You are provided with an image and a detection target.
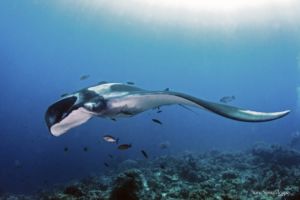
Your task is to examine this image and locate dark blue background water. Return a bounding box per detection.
[0,1,299,194]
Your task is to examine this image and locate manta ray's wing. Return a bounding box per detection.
[136,91,290,122]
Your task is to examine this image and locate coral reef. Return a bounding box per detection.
[109,169,143,200]
[63,185,84,197]
[1,144,300,200]
[252,143,300,166]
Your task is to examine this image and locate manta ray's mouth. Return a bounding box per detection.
[45,96,78,131]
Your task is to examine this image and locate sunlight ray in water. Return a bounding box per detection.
[55,0,300,32]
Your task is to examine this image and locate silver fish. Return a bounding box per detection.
[103,135,119,144]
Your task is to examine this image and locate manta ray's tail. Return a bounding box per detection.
[161,92,290,122]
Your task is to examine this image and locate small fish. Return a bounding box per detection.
[290,131,300,147]
[108,154,114,159]
[157,110,162,113]
[164,88,169,91]
[14,160,22,169]
[152,119,162,125]
[98,81,108,84]
[152,106,160,110]
[104,162,109,167]
[83,147,89,152]
[141,150,148,159]
[64,147,69,152]
[80,75,90,81]
[60,93,69,97]
[118,144,132,150]
[159,141,170,149]
[220,96,235,103]
[43,180,49,185]
[103,135,119,144]
[110,118,117,122]
[159,164,166,169]
[126,81,135,85]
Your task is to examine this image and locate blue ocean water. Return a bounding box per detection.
[0,0,299,195]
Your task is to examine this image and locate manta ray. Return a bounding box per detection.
[45,82,290,136]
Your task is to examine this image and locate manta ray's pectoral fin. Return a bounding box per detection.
[194,99,290,122]
[168,92,290,122]
[142,91,290,122]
